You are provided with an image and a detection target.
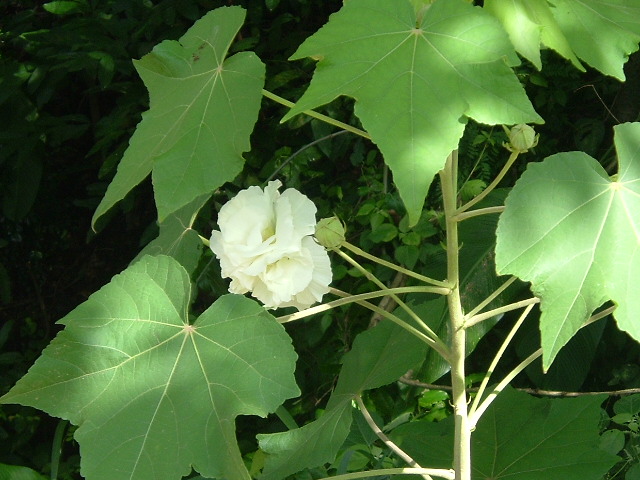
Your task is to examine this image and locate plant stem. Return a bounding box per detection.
[261,89,371,139]
[469,349,540,429]
[464,297,540,329]
[453,205,505,222]
[341,241,452,289]
[318,467,456,480]
[464,276,517,320]
[454,150,519,216]
[279,287,450,360]
[333,247,447,347]
[440,151,471,480]
[469,304,617,428]
[468,304,535,421]
[355,396,433,480]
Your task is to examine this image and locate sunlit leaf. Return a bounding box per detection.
[0,256,299,480]
[283,0,541,225]
[495,122,640,369]
[391,388,618,480]
[92,7,264,226]
[551,0,640,80]
[484,0,583,71]
[259,319,426,479]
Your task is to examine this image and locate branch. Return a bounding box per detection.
[399,377,640,397]
[261,89,371,139]
[355,396,433,480]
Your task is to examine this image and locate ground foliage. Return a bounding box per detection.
[1,0,640,479]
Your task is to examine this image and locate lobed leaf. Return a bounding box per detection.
[484,0,583,71]
[0,255,299,480]
[258,319,427,479]
[391,388,618,480]
[495,122,640,370]
[92,7,265,226]
[551,0,640,80]
[283,0,541,225]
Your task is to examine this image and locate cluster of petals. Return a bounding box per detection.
[210,181,331,310]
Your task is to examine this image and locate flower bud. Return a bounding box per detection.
[315,216,346,249]
[503,124,538,153]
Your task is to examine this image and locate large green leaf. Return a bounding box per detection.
[258,318,427,479]
[391,388,617,479]
[484,0,583,71]
[486,0,640,79]
[282,0,541,225]
[0,256,299,480]
[550,0,640,80]
[92,7,264,226]
[495,122,640,369]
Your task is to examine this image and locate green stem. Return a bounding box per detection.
[261,89,371,139]
[464,297,540,329]
[469,304,616,428]
[469,349,540,429]
[355,396,433,480]
[333,247,446,347]
[341,241,452,289]
[453,206,505,222]
[440,151,471,480]
[199,234,210,248]
[317,467,455,480]
[279,287,450,360]
[464,276,517,320]
[275,405,299,430]
[50,419,67,480]
[468,303,535,421]
[455,150,519,216]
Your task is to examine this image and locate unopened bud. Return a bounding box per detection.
[503,124,538,153]
[315,216,346,249]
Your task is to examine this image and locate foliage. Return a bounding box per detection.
[2,1,640,480]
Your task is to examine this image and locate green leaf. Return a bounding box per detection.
[0,463,47,480]
[550,0,640,80]
[0,256,299,480]
[42,0,88,15]
[282,0,541,225]
[495,122,640,370]
[484,0,583,71]
[133,194,209,275]
[391,388,618,479]
[614,394,640,416]
[92,7,265,226]
[259,319,427,479]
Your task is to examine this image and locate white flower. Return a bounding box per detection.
[210,180,331,310]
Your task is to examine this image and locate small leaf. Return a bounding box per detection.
[283,0,541,225]
[614,394,640,416]
[43,0,88,15]
[92,7,265,226]
[496,122,640,369]
[133,194,209,274]
[1,256,299,480]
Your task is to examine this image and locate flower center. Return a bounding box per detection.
[261,222,276,241]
